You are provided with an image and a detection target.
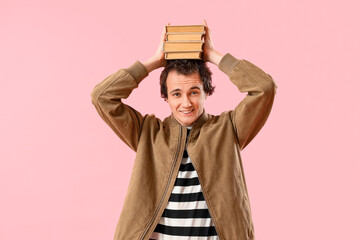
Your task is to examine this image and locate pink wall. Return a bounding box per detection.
[1,0,359,239]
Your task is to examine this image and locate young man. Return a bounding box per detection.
[91,23,277,240]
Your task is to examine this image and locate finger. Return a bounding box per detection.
[205,28,210,40]
[161,25,167,41]
[162,23,170,42]
[163,23,170,37]
[203,19,210,39]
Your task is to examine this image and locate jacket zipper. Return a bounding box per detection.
[139,126,183,240]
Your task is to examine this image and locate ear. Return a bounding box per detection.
[165,98,168,103]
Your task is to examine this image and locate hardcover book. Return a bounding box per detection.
[165,25,205,33]
[165,52,202,60]
[163,24,206,60]
[163,41,203,52]
[166,33,204,41]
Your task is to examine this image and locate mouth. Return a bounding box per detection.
[180,109,194,115]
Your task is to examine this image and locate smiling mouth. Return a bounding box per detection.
[180,109,194,114]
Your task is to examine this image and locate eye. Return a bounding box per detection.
[172,92,180,97]
[191,91,199,95]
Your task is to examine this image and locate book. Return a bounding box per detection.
[166,32,204,41]
[163,41,203,52]
[163,24,206,60]
[165,25,205,33]
[165,52,202,60]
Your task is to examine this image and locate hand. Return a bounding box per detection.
[202,20,223,66]
[143,23,169,73]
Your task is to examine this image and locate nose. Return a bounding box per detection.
[181,96,192,107]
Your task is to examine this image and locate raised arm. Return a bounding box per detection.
[203,20,277,150]
[90,61,148,152]
[90,25,168,151]
[219,55,277,150]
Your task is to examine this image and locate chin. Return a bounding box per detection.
[182,119,196,127]
[174,114,197,127]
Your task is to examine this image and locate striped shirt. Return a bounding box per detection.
[150,128,219,240]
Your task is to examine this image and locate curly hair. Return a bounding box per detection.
[159,59,215,99]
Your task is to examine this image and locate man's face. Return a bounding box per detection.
[166,70,207,127]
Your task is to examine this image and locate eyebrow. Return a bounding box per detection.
[190,86,201,90]
[169,86,201,94]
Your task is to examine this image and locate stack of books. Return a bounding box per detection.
[164,25,205,60]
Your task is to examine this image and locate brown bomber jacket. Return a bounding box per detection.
[90,53,277,240]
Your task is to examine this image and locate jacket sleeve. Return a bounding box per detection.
[218,53,277,150]
[90,61,149,152]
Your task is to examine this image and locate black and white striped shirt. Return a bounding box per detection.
[150,128,219,240]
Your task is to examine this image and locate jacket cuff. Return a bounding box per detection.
[125,61,149,85]
[218,53,241,75]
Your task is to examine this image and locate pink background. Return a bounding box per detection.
[1,0,359,239]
